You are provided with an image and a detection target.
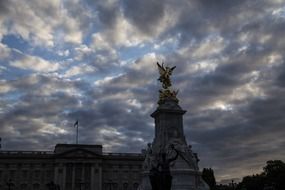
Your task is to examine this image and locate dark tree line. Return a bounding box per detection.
[236,160,285,190]
[202,160,285,190]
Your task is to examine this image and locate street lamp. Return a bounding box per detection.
[6,179,14,190]
[79,181,85,190]
[46,181,60,190]
[231,180,235,190]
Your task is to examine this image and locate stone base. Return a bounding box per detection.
[139,145,209,190]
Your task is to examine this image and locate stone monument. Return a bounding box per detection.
[139,62,209,190]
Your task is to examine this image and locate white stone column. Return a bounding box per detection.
[71,164,75,190]
[63,164,66,190]
[91,165,95,190]
[81,164,85,189]
[99,166,102,190]
[54,166,58,184]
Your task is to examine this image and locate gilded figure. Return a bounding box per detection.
[157,62,176,89]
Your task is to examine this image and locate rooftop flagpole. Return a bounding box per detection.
[76,122,78,144]
[74,120,79,144]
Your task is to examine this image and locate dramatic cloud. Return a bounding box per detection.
[10,54,60,72]
[0,0,284,182]
[0,43,10,59]
[0,0,86,46]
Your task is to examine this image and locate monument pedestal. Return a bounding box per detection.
[139,99,209,190]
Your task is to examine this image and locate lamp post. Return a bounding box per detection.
[79,181,85,190]
[46,181,60,190]
[46,181,54,190]
[231,180,235,190]
[6,179,14,190]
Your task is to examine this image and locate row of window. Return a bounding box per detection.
[103,182,139,190]
[103,164,142,169]
[0,170,53,181]
[102,170,140,180]
[0,163,53,168]
[0,182,139,190]
[0,183,41,190]
[0,163,142,170]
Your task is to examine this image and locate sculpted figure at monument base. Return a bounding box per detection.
[149,145,179,190]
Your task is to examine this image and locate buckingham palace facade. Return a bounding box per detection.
[0,144,144,190]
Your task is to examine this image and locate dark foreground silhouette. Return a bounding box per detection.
[202,160,285,190]
[149,146,179,190]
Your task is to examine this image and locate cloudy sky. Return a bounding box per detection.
[0,0,285,182]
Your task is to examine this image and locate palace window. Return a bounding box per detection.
[34,170,40,179]
[9,170,15,178]
[20,184,28,190]
[123,183,128,190]
[133,183,139,190]
[46,170,52,179]
[22,170,28,179]
[33,183,40,190]
[113,183,118,190]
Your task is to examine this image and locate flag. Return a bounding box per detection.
[74,120,78,127]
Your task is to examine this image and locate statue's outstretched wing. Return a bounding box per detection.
[169,66,176,74]
[157,62,165,75]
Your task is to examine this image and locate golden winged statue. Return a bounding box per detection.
[156,62,179,104]
[157,62,176,89]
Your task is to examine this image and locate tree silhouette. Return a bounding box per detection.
[236,160,285,190]
[263,160,285,189]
